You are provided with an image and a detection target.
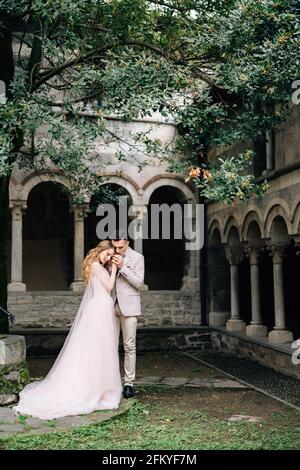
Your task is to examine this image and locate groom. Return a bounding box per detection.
[110,230,145,399]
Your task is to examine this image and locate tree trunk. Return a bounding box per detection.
[0,177,10,333]
[0,14,14,333]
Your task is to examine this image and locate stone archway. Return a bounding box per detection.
[22,182,73,290]
[243,220,268,337]
[143,177,198,290]
[143,185,186,290]
[97,174,141,206]
[207,225,230,327]
[224,224,246,332]
[267,215,293,344]
[85,182,133,254]
[143,176,196,205]
[8,173,74,292]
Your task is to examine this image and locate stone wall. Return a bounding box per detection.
[0,335,29,405]
[8,290,201,329]
[211,331,300,379]
[10,327,213,356]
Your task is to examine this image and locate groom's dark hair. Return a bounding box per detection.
[109,229,128,241]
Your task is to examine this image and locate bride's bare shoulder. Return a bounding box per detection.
[92,261,108,273]
[91,261,101,271]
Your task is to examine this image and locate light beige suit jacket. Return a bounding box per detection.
[111,246,145,317]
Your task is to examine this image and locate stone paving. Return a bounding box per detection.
[135,375,249,389]
[0,399,131,441]
[184,350,300,408]
[0,375,249,441]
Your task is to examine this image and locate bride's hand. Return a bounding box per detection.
[112,254,124,268]
[111,262,118,273]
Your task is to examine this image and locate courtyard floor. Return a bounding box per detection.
[0,351,299,450]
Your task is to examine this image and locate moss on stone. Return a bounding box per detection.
[0,361,30,395]
[19,362,30,384]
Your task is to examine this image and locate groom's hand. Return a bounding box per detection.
[112,254,124,269]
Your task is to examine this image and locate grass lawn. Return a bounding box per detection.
[1,385,299,450]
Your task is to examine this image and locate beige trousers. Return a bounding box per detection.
[114,302,138,386]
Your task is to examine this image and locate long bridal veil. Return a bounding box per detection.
[13,263,122,420]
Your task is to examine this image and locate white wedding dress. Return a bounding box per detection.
[13,261,122,420]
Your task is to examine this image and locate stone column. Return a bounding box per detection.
[268,244,293,344]
[7,202,27,292]
[225,245,246,332]
[129,205,147,255]
[208,244,230,327]
[182,201,200,290]
[128,204,148,290]
[244,246,267,337]
[70,204,88,292]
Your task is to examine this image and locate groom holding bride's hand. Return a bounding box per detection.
[109,230,145,399]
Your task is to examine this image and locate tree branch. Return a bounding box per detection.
[31,40,172,93]
[33,90,102,107]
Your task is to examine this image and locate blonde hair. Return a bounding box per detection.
[82,240,114,285]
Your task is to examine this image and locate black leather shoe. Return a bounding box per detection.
[123,385,135,399]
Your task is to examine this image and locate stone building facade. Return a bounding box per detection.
[206,102,300,346]
[6,101,300,377]
[7,113,201,331]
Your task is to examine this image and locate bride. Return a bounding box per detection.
[13,240,123,420]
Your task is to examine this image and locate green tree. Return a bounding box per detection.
[0,0,299,331]
[0,0,186,331]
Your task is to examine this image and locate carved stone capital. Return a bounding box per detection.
[71,204,89,221]
[129,205,147,221]
[244,245,262,265]
[266,243,287,264]
[9,201,27,221]
[225,244,244,265]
